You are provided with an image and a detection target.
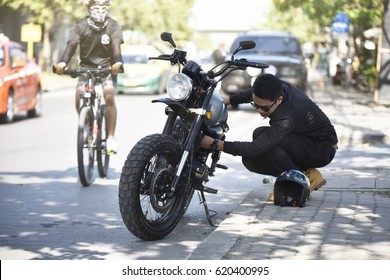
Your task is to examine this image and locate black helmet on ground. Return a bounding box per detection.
[273,169,310,207]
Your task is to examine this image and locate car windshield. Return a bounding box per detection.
[123,54,149,64]
[231,36,302,56]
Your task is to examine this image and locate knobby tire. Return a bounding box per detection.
[119,133,194,241]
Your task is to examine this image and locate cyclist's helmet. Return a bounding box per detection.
[84,0,112,8]
[85,0,111,23]
[273,170,310,207]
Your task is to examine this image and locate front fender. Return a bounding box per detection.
[152,98,192,120]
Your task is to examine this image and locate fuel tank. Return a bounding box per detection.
[206,91,228,126]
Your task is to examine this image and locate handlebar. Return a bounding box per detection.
[207,59,269,79]
[52,65,119,78]
[149,48,187,66]
[233,59,269,69]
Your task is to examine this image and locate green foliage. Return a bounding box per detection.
[261,5,321,43]
[1,0,85,23]
[1,0,195,43]
[272,0,382,34]
[109,0,194,45]
[272,0,383,91]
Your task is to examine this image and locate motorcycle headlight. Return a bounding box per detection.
[167,73,192,101]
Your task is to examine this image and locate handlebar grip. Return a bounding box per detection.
[245,61,269,69]
[234,59,269,69]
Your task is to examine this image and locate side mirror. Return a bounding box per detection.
[239,41,256,50]
[161,32,176,48]
[231,40,256,60]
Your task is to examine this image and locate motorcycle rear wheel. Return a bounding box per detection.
[119,133,193,241]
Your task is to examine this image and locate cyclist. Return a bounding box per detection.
[56,0,123,154]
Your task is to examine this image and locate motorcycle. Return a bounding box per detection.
[118,32,269,241]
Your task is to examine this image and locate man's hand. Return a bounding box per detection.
[223,96,230,105]
[200,135,215,149]
[111,62,123,75]
[55,62,67,75]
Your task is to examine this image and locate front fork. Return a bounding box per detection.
[168,114,203,194]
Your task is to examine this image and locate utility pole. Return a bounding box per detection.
[375,0,390,104]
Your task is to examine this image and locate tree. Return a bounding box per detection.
[1,0,195,70]
[272,0,383,91]
[113,0,194,46]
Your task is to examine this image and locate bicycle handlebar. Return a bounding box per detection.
[52,65,115,78]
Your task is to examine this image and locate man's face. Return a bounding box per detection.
[251,94,282,118]
[89,4,109,22]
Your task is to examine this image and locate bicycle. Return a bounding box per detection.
[53,66,112,186]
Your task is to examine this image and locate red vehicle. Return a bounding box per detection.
[0,35,42,123]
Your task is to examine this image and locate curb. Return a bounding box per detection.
[187,167,390,260]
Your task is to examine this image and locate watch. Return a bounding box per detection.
[211,139,219,152]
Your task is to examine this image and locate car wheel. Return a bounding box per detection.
[27,86,43,118]
[0,91,15,123]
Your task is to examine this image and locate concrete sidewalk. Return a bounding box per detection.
[188,79,390,260]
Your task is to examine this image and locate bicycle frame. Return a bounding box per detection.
[80,73,105,148]
[52,66,112,186]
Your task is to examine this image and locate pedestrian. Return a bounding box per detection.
[317,42,329,77]
[201,74,338,200]
[212,42,227,64]
[55,0,123,154]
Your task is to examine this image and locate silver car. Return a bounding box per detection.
[221,31,308,96]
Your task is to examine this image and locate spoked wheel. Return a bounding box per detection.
[119,133,193,241]
[97,105,110,177]
[77,106,95,186]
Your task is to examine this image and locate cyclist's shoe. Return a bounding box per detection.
[305,168,326,192]
[106,136,118,155]
[268,192,274,202]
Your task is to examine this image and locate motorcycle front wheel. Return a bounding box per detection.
[119,133,193,241]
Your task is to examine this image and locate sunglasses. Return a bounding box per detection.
[250,98,278,112]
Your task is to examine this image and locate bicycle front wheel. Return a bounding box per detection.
[77,106,95,186]
[97,104,110,177]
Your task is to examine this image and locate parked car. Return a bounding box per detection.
[117,45,170,95]
[221,31,308,97]
[0,35,42,123]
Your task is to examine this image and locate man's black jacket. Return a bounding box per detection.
[223,81,338,157]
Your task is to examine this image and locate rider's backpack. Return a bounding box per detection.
[273,170,310,207]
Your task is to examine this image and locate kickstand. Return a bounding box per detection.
[198,190,217,227]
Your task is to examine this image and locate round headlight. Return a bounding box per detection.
[167,73,192,101]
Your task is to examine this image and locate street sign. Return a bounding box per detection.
[21,24,42,43]
[332,12,350,33]
[20,23,42,59]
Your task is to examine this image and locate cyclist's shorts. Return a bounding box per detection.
[77,73,117,88]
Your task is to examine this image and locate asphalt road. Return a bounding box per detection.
[0,88,263,260]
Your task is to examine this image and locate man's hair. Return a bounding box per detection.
[252,74,283,101]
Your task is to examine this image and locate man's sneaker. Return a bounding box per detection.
[106,136,118,154]
[305,168,326,192]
